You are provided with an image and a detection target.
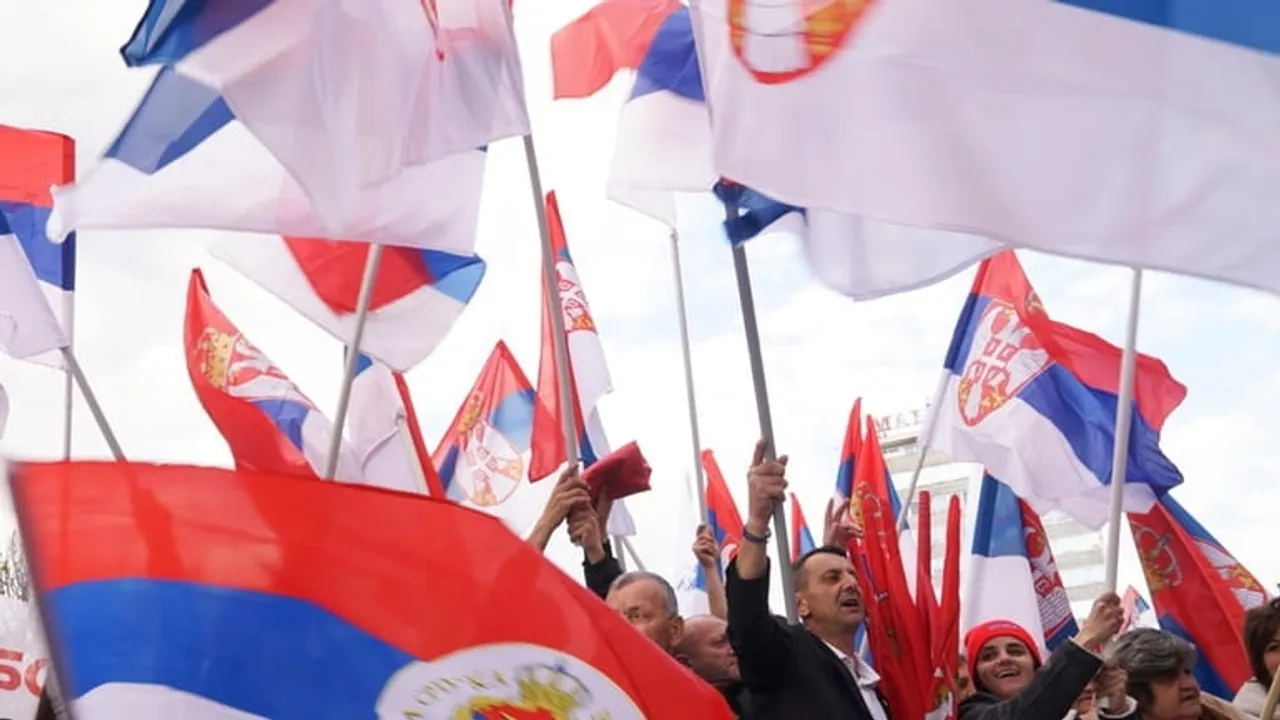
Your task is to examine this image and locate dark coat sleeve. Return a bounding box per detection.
[583,540,623,599]
[725,557,796,691]
[959,641,1105,720]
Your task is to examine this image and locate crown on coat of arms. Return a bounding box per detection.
[195,328,237,390]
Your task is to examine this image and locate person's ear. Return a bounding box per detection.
[671,616,685,644]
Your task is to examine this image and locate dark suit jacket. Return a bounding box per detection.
[725,558,887,720]
[959,641,1139,720]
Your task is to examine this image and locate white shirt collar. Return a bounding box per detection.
[822,640,881,688]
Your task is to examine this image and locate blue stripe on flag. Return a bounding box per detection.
[250,398,310,454]
[631,8,705,103]
[50,579,412,715]
[121,0,276,67]
[1056,0,1280,55]
[107,67,233,175]
[0,203,75,291]
[419,251,486,304]
[712,181,803,244]
[489,389,536,453]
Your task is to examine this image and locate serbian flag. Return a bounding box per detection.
[12,461,736,719]
[528,192,634,535]
[432,341,542,533]
[184,269,361,482]
[1128,494,1270,698]
[552,0,712,226]
[1120,585,1159,634]
[788,494,816,562]
[832,398,862,523]
[962,474,1079,654]
[702,449,744,583]
[696,0,1280,294]
[51,0,528,243]
[927,250,1186,528]
[0,125,75,367]
[212,237,485,371]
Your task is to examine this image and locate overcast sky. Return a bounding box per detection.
[1,0,1277,601]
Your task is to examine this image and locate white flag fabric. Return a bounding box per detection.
[348,355,424,495]
[0,217,68,360]
[52,0,529,245]
[695,0,1280,294]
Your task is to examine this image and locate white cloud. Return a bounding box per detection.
[0,0,1276,616]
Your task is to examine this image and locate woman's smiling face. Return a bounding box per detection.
[975,636,1036,700]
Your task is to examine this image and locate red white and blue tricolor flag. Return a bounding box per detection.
[789,494,816,563]
[0,125,75,366]
[1128,493,1270,698]
[52,0,528,246]
[183,269,361,482]
[701,449,744,586]
[13,461,736,719]
[929,251,1186,528]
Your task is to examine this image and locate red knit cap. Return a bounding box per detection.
[964,620,1043,688]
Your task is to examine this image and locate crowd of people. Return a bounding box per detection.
[526,440,1280,720]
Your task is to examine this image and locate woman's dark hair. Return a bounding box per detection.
[1106,628,1196,709]
[1243,598,1280,686]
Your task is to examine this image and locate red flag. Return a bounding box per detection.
[15,461,737,718]
[853,422,930,720]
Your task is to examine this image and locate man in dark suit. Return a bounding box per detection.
[726,440,891,720]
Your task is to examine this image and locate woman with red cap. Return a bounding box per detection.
[960,593,1139,720]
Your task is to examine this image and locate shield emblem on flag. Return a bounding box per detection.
[956,301,1050,426]
[457,422,524,507]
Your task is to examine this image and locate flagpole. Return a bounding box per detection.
[670,230,709,523]
[59,294,74,460]
[60,146,77,461]
[620,536,647,572]
[393,372,446,497]
[1104,268,1143,592]
[323,243,384,480]
[895,369,950,532]
[728,239,798,623]
[59,347,123,461]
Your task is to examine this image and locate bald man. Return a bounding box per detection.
[677,615,751,718]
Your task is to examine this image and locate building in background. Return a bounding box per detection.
[877,408,1106,619]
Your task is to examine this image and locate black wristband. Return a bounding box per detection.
[743,526,771,544]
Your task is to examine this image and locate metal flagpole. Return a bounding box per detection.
[683,0,793,618]
[895,369,950,532]
[620,536,647,571]
[323,243,385,479]
[670,229,709,524]
[60,293,75,460]
[1104,268,1143,592]
[729,239,798,623]
[58,348,123,461]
